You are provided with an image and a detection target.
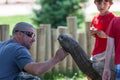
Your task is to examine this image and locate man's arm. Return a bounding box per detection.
[24,48,68,75]
[102,37,114,80]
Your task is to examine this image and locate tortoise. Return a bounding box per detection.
[58,34,102,80]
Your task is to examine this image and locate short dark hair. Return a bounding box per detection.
[94,0,113,4]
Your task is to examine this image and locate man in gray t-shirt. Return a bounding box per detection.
[0,40,33,80]
[0,22,68,80]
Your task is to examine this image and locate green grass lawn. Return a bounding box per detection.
[1,11,120,35]
[0,15,35,35]
[40,72,87,80]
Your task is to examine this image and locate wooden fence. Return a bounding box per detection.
[0,16,95,73]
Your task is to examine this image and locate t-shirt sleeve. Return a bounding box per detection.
[14,47,34,71]
[106,18,116,38]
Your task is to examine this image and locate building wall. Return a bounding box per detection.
[0,0,35,4]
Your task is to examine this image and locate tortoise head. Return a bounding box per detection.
[58,34,78,52]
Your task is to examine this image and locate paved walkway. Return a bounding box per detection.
[0,3,37,16]
[0,0,119,17]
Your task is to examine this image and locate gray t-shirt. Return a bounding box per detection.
[0,40,34,80]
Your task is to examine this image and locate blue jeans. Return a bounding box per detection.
[115,64,120,80]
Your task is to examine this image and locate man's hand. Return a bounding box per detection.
[102,68,111,80]
[55,48,68,62]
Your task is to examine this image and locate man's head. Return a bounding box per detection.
[12,22,34,35]
[12,22,35,49]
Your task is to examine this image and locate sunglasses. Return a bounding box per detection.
[15,30,35,38]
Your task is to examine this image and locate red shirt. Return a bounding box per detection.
[107,17,120,64]
[90,12,116,56]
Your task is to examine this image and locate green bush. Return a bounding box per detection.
[32,0,88,28]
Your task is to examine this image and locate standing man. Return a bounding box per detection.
[102,17,120,80]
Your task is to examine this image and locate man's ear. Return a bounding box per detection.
[16,31,23,38]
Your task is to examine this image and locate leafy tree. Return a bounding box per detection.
[32,0,88,28]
